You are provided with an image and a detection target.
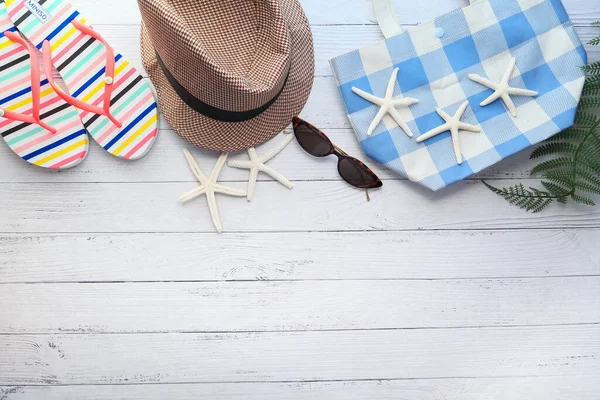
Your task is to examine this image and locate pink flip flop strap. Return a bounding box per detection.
[0,30,57,134]
[41,20,123,128]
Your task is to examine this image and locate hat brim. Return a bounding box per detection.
[140,0,315,152]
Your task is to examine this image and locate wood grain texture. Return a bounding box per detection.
[1,325,598,385]
[1,230,598,283]
[1,180,599,233]
[2,277,598,333]
[1,0,599,396]
[2,376,599,400]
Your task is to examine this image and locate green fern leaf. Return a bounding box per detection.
[531,157,573,174]
[575,110,599,126]
[530,142,578,159]
[531,198,554,213]
[579,131,600,160]
[571,194,596,206]
[583,88,600,97]
[574,168,600,195]
[576,161,600,176]
[588,35,600,46]
[484,182,555,213]
[593,21,600,26]
[546,128,588,142]
[543,170,574,185]
[585,74,600,85]
[575,181,600,195]
[579,97,600,110]
[582,84,600,96]
[582,61,600,74]
[541,180,572,196]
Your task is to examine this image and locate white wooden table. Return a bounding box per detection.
[1,0,599,399]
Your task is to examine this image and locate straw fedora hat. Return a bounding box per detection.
[138,0,315,152]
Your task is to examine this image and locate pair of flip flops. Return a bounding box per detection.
[0,0,158,169]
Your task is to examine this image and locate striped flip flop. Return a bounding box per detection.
[0,3,88,169]
[5,0,158,160]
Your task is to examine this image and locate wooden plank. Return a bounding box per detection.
[1,325,598,384]
[2,376,599,400]
[1,230,598,283]
[84,25,600,80]
[66,0,600,27]
[3,277,598,333]
[0,180,599,233]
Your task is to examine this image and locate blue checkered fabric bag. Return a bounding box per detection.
[330,0,587,191]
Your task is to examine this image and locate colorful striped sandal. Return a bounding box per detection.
[0,4,88,169]
[6,0,158,160]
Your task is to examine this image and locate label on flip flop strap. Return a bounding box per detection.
[24,0,52,23]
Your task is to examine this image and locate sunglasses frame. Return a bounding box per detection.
[292,117,383,189]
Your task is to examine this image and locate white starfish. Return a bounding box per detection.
[468,57,538,117]
[416,101,481,165]
[352,67,419,137]
[227,133,294,201]
[180,149,246,233]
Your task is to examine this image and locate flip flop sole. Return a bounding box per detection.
[6,0,158,160]
[0,5,88,169]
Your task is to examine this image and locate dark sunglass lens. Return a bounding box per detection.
[338,157,382,188]
[294,124,333,157]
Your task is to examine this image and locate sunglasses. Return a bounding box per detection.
[292,117,383,193]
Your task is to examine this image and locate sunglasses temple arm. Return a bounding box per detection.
[332,144,349,157]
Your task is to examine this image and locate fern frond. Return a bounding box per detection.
[585,74,600,85]
[571,193,596,206]
[593,21,600,26]
[530,142,578,159]
[582,61,600,74]
[588,35,600,46]
[582,88,600,97]
[579,130,600,159]
[575,181,600,195]
[546,128,588,142]
[484,182,555,213]
[575,110,600,126]
[531,157,573,174]
[530,198,554,213]
[541,180,572,196]
[576,160,600,176]
[582,84,600,97]
[579,97,600,110]
[574,168,600,195]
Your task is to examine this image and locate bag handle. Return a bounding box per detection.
[373,0,477,39]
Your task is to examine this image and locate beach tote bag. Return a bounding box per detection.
[330,0,587,191]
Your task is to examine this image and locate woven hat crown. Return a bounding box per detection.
[139,0,292,113]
